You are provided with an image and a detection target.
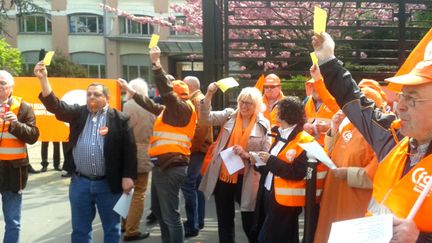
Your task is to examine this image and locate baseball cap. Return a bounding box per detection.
[385,60,432,85]
[172,80,189,100]
[264,74,281,86]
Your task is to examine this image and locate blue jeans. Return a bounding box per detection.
[69,175,121,243]
[181,152,205,232]
[151,165,187,243]
[1,191,22,243]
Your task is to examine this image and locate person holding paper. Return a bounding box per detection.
[262,74,284,128]
[198,83,270,243]
[118,46,197,243]
[34,62,137,243]
[312,32,432,242]
[121,78,154,241]
[252,96,327,243]
[0,70,39,243]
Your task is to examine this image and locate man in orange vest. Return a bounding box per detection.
[118,46,197,243]
[313,32,432,242]
[0,70,39,242]
[262,74,284,128]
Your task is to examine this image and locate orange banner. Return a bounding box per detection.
[14,77,121,142]
[388,28,432,91]
[255,74,265,93]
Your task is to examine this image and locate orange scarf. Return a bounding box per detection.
[219,112,257,184]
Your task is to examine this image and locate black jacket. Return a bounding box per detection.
[39,92,137,193]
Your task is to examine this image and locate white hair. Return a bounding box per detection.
[237,87,263,114]
[126,78,149,100]
[183,76,200,90]
[0,70,14,87]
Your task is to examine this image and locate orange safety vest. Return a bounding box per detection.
[273,131,328,207]
[372,137,432,232]
[304,97,334,145]
[148,100,197,157]
[0,96,27,160]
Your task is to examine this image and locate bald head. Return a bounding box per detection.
[183,76,200,93]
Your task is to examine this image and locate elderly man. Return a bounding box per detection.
[312,32,431,242]
[181,76,212,237]
[34,62,137,243]
[0,70,39,243]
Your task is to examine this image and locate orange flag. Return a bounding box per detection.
[255,74,265,93]
[388,28,432,91]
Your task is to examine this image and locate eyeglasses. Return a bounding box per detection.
[264,85,280,90]
[397,92,432,108]
[239,100,254,107]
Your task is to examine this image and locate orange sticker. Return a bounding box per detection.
[99,126,108,136]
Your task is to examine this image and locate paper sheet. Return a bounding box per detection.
[298,141,337,169]
[310,52,318,65]
[220,147,244,175]
[314,6,327,34]
[43,51,55,66]
[328,214,393,243]
[149,34,160,48]
[215,77,239,93]
[264,172,273,191]
[113,188,134,218]
[250,152,266,167]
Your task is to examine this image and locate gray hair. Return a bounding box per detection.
[126,78,149,100]
[237,87,263,114]
[183,76,200,90]
[0,70,14,87]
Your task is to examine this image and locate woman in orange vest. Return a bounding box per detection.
[253,96,327,243]
[199,83,271,243]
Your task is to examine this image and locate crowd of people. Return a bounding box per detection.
[0,32,429,243]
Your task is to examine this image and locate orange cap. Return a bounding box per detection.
[264,73,281,86]
[385,60,432,85]
[172,80,189,100]
[359,79,387,103]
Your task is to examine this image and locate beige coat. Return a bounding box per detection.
[198,101,271,211]
[123,99,155,173]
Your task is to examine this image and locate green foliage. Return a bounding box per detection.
[344,62,398,72]
[0,38,22,75]
[20,52,88,78]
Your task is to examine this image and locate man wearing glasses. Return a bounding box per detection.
[34,62,137,243]
[262,74,284,128]
[312,32,431,243]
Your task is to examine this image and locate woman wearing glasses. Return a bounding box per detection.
[199,83,271,243]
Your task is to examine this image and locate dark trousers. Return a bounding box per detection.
[41,142,60,168]
[214,178,257,243]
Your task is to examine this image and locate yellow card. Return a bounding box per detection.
[314,6,327,34]
[43,51,55,66]
[215,77,239,93]
[149,34,160,48]
[310,52,318,65]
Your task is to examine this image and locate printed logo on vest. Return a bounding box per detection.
[342,130,353,142]
[412,167,432,194]
[285,149,297,162]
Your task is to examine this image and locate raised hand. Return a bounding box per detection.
[310,64,323,81]
[34,61,47,80]
[149,46,161,64]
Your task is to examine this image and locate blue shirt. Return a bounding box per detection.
[72,106,108,176]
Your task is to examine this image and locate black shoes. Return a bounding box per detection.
[40,166,48,172]
[54,167,62,171]
[123,232,150,241]
[61,170,72,177]
[146,212,157,225]
[185,230,199,238]
[28,165,40,174]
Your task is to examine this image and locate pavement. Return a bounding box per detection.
[0,142,249,243]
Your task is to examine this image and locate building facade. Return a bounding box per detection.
[3,0,203,89]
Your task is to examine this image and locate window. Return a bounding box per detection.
[21,51,39,74]
[71,52,106,78]
[170,16,190,36]
[19,15,52,33]
[121,54,151,83]
[119,16,153,35]
[69,14,103,34]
